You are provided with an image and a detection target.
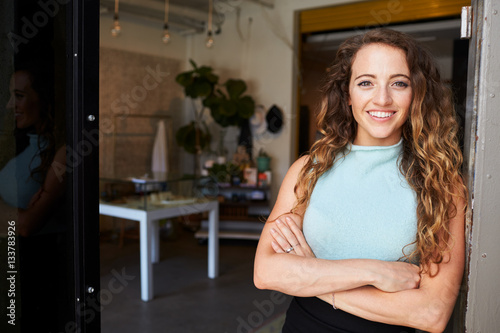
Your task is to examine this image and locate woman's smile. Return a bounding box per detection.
[367,110,397,119]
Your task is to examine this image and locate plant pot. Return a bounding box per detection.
[256,157,271,172]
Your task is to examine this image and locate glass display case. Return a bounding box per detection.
[99,174,211,211]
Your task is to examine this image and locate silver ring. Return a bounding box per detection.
[285,246,294,253]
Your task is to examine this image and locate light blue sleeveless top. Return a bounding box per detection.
[0,134,45,209]
[303,140,417,262]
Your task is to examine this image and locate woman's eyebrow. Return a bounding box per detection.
[354,74,375,80]
[390,74,411,80]
[354,74,410,80]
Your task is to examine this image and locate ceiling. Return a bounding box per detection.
[100,0,274,35]
[302,19,462,67]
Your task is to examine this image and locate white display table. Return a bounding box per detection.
[99,180,219,302]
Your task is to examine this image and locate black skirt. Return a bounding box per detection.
[282,296,416,333]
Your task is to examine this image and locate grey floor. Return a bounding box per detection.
[100,221,291,333]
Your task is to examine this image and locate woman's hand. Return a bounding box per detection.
[270,214,316,259]
[370,261,420,292]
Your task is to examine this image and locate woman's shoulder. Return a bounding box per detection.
[294,155,310,166]
[286,155,310,177]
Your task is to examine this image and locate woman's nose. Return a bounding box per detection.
[373,86,392,106]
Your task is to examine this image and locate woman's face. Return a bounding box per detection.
[6,71,42,130]
[349,43,412,146]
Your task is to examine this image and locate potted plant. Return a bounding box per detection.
[204,78,256,161]
[175,60,218,174]
[176,60,257,173]
[256,148,271,172]
[206,161,240,186]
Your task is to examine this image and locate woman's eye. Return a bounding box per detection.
[357,81,372,87]
[393,81,409,88]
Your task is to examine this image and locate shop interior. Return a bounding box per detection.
[97,1,467,332]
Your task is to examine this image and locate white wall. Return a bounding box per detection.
[100,12,188,60]
[99,0,359,204]
[187,0,357,203]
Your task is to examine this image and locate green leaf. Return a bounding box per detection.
[197,66,213,76]
[206,73,219,84]
[175,72,194,87]
[237,96,256,119]
[176,121,211,154]
[202,94,219,108]
[189,59,198,70]
[184,85,198,99]
[220,100,237,116]
[175,123,192,152]
[225,79,246,99]
[193,80,213,97]
[210,106,230,127]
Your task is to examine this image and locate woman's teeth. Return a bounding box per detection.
[369,111,394,118]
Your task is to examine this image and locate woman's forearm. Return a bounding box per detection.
[255,252,381,296]
[329,285,454,333]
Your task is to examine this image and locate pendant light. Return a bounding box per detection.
[111,0,121,37]
[205,0,214,48]
[162,0,171,44]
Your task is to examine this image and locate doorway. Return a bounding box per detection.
[298,18,468,155]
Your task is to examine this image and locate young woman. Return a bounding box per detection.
[254,29,467,333]
[0,64,67,332]
[0,64,66,236]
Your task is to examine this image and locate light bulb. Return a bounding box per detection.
[111,19,121,37]
[162,30,171,44]
[162,23,171,44]
[206,31,214,48]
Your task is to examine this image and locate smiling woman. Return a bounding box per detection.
[349,44,412,146]
[254,28,467,333]
[8,71,43,130]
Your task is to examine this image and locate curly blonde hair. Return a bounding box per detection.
[292,28,467,271]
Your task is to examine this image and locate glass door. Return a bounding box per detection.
[0,1,100,332]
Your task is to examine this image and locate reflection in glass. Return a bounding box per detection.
[0,1,69,332]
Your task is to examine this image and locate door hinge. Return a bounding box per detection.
[461,6,472,39]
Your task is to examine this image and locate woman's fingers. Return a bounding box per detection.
[271,241,284,253]
[285,217,307,244]
[276,218,300,252]
[284,216,316,258]
[373,261,421,292]
[269,214,315,257]
[270,224,294,253]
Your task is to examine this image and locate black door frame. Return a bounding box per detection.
[69,0,100,331]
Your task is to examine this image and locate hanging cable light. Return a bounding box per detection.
[111,0,121,37]
[162,0,171,44]
[205,0,214,48]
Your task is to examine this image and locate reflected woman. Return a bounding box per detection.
[0,63,67,332]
